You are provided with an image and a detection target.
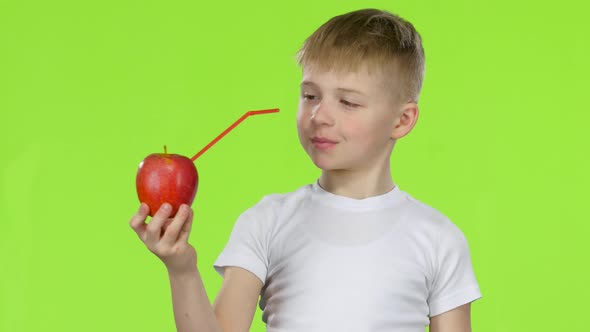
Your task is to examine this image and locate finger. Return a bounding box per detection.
[144,202,172,246]
[177,208,194,244]
[161,218,174,236]
[129,203,149,240]
[160,204,190,246]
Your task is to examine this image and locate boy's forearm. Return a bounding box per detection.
[168,269,222,332]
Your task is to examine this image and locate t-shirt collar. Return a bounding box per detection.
[310,178,405,211]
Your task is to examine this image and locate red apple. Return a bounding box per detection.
[136,149,198,217]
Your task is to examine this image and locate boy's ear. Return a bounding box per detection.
[390,102,419,139]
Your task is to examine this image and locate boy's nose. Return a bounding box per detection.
[310,102,334,125]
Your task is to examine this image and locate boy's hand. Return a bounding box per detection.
[129,202,197,275]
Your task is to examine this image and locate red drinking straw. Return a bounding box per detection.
[191,108,280,161]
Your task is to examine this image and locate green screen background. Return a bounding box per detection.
[1,0,588,331]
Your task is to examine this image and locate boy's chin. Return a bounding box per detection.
[310,157,347,172]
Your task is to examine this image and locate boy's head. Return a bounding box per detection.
[296,8,425,105]
[295,9,425,173]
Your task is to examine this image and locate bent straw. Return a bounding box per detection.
[191,108,280,161]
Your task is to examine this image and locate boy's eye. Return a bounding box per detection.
[341,99,359,108]
[302,93,317,101]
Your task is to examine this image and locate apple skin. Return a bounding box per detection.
[136,153,198,217]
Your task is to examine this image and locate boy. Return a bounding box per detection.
[130,8,482,332]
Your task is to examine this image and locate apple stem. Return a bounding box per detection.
[164,145,168,155]
[190,108,279,162]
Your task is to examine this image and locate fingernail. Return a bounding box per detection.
[161,203,170,211]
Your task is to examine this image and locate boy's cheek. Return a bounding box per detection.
[295,104,307,121]
[339,120,364,138]
[295,113,306,132]
[295,116,311,142]
[296,108,313,130]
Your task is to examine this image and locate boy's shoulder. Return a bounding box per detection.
[233,183,311,226]
[245,183,460,233]
[238,182,471,247]
[243,183,312,217]
[400,190,471,250]
[402,191,452,223]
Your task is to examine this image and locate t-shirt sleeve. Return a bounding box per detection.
[427,220,482,317]
[213,200,271,285]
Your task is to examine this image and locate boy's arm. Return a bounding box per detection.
[168,266,263,332]
[212,266,264,332]
[130,203,262,332]
[429,303,472,332]
[168,269,222,332]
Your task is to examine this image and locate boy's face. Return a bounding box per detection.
[296,65,406,172]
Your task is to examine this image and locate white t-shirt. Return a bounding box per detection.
[214,180,482,332]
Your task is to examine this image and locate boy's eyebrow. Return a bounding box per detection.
[300,81,367,97]
[336,87,367,97]
[300,81,317,88]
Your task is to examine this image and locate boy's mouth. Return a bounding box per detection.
[311,136,338,144]
[311,136,338,150]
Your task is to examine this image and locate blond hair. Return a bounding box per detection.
[296,8,425,103]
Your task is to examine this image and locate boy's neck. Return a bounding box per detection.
[318,166,395,200]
